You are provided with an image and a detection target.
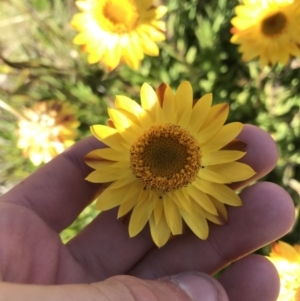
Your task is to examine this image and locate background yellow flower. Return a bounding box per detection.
[230,0,300,66]
[268,241,300,301]
[71,0,167,71]
[17,101,80,166]
[85,81,255,247]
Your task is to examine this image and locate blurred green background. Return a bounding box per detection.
[0,0,300,253]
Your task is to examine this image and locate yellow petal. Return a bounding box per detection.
[139,32,160,56]
[155,99,165,123]
[121,34,141,70]
[197,104,229,144]
[172,189,193,214]
[95,184,130,211]
[198,167,232,183]
[115,95,142,124]
[155,6,168,19]
[75,1,91,11]
[137,108,153,129]
[90,125,126,151]
[174,81,193,125]
[190,94,212,133]
[128,192,154,237]
[188,185,218,215]
[153,197,164,225]
[163,195,182,235]
[179,206,209,239]
[202,150,245,166]
[270,241,300,261]
[70,13,88,30]
[201,122,243,152]
[115,95,140,112]
[140,83,158,112]
[162,85,176,123]
[72,32,90,45]
[203,210,225,225]
[149,214,171,248]
[84,157,115,170]
[108,108,141,140]
[87,44,107,64]
[178,105,192,129]
[104,43,122,71]
[85,167,132,183]
[206,162,256,182]
[114,96,153,129]
[85,148,129,163]
[107,175,136,190]
[194,178,242,206]
[117,182,142,218]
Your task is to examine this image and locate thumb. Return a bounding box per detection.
[0,273,229,301]
[89,273,229,301]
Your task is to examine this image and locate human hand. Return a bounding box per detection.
[0,125,294,301]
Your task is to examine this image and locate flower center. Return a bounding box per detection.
[130,124,201,192]
[95,0,139,34]
[261,12,287,36]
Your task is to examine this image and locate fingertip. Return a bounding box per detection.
[166,272,229,301]
[239,181,296,236]
[240,124,279,170]
[64,136,106,176]
[218,254,280,301]
[236,125,278,186]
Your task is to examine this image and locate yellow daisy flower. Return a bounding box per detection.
[17,101,80,166]
[85,81,255,247]
[230,0,300,66]
[268,241,300,301]
[71,0,167,71]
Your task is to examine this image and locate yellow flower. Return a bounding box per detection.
[268,241,300,301]
[85,81,256,247]
[71,0,167,71]
[17,101,80,166]
[230,0,300,66]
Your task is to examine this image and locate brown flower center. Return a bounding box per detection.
[261,12,287,36]
[130,124,201,192]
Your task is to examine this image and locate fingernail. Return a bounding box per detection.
[166,272,226,301]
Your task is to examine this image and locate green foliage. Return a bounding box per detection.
[0,0,300,249]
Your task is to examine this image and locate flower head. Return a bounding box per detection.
[71,0,167,71]
[267,241,300,301]
[85,81,255,247]
[230,0,300,66]
[17,101,80,166]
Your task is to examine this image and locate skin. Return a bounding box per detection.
[0,124,295,301]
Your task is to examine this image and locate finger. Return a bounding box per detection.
[232,124,278,190]
[129,182,295,279]
[218,254,280,301]
[66,125,280,279]
[0,274,228,301]
[67,208,154,280]
[0,137,104,232]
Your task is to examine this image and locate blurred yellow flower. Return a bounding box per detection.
[17,101,80,166]
[71,0,167,71]
[230,0,300,66]
[85,81,255,247]
[268,241,300,301]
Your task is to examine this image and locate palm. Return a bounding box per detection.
[0,202,88,283]
[0,130,294,295]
